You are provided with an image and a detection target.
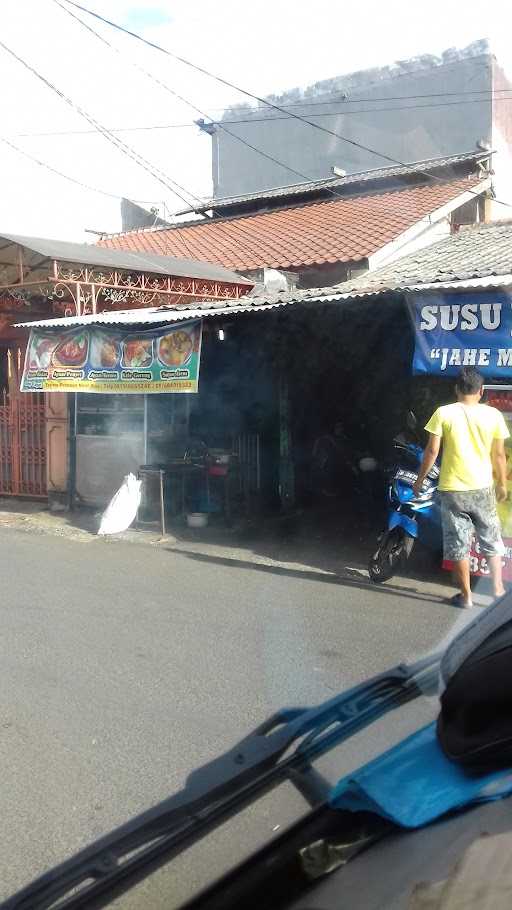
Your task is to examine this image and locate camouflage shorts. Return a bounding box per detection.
[439,488,505,562]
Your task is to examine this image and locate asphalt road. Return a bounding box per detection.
[0,527,460,907]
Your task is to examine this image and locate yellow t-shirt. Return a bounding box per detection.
[425,403,510,492]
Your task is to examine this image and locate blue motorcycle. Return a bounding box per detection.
[368,414,441,583]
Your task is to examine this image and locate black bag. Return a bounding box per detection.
[437,596,512,768]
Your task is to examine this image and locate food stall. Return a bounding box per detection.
[22,319,207,508]
[21,311,265,521]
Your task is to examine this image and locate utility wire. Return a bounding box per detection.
[0,135,212,256]
[61,0,512,212]
[213,94,512,121]
[52,0,489,231]
[1,124,471,246]
[62,0,413,166]
[0,135,170,212]
[58,0,490,174]
[11,93,512,140]
[38,0,499,245]
[52,0,320,188]
[0,134,132,200]
[1,1,501,264]
[0,39,202,212]
[0,37,216,257]
[228,87,512,106]
[50,0,327,263]
[0,31,437,265]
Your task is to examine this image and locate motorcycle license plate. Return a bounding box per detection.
[394,469,417,483]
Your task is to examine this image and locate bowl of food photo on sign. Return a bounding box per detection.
[90,335,121,370]
[158,329,194,367]
[28,336,54,370]
[52,332,89,367]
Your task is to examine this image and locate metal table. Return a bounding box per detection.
[137,462,206,534]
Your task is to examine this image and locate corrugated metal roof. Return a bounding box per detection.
[15,299,292,330]
[18,263,512,331]
[175,151,491,214]
[0,232,252,285]
[359,274,512,295]
[327,221,512,297]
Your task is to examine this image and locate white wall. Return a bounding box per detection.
[368,217,451,270]
[490,124,512,219]
[490,59,512,219]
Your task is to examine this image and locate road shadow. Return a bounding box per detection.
[171,548,449,606]
[167,499,451,596]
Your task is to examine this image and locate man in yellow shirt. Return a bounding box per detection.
[413,367,509,608]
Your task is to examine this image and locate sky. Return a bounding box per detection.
[0,0,511,241]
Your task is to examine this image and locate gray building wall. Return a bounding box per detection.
[211,51,493,199]
[120,199,171,232]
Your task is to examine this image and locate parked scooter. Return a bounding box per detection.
[368,412,442,583]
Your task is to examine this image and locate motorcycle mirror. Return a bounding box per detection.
[406,411,418,431]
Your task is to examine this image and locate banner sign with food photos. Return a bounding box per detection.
[21,320,202,393]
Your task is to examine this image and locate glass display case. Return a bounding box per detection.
[75,394,145,505]
[76,393,144,437]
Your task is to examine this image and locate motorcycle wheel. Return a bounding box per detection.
[368,528,414,584]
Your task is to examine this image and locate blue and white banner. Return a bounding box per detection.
[409,291,512,377]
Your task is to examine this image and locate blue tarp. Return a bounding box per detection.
[329,722,512,828]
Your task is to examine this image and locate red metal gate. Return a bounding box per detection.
[0,347,47,497]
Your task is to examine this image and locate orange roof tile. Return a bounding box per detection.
[99,178,485,272]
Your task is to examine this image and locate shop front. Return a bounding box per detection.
[19,304,283,524]
[0,233,253,505]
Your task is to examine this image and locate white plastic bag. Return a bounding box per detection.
[97,473,142,536]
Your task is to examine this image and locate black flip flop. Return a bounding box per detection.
[448,593,473,608]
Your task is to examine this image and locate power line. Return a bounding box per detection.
[0,43,444,260]
[0,42,223,258]
[0,39,203,213]
[18,93,512,141]
[0,135,130,201]
[0,135,173,214]
[56,0,489,172]
[11,80,512,135]
[51,0,290,265]
[50,0,348,263]
[61,0,512,213]
[52,0,488,234]
[11,93,512,140]
[11,123,198,138]
[63,0,500,133]
[62,0,403,156]
[1,1,503,260]
[0,40,308,263]
[0,134,216,258]
[0,124,480,246]
[214,95,512,122]
[42,0,507,251]
[226,87,512,111]
[51,0,319,189]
